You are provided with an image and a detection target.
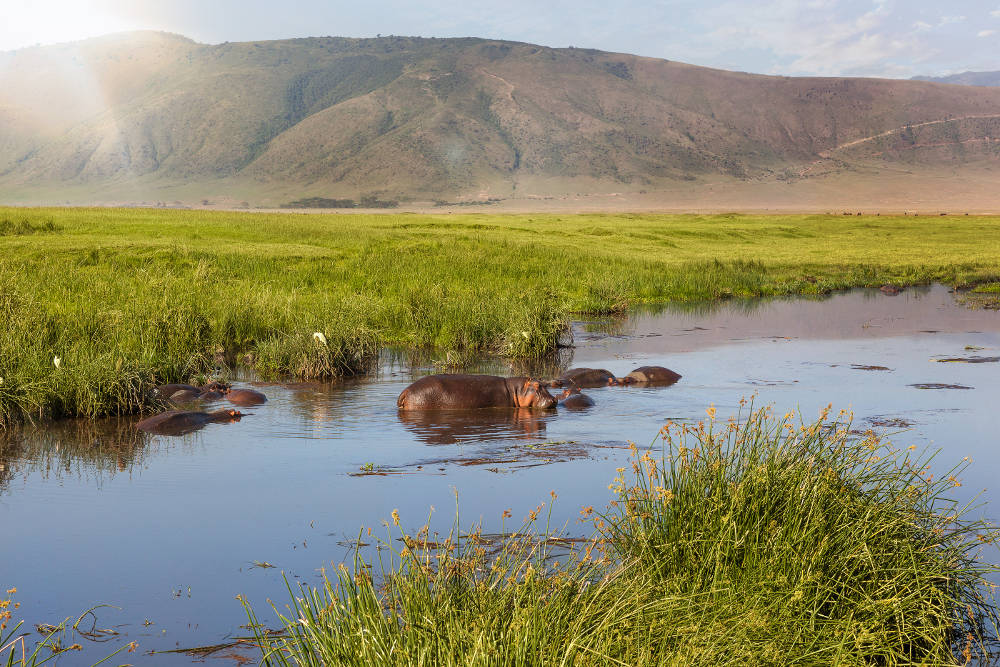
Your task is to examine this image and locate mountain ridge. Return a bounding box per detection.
[2,32,1000,208]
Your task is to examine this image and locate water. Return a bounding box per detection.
[2,284,999,664]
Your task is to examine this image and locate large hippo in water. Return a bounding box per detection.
[549,368,616,389]
[137,409,244,436]
[398,374,557,411]
[619,366,682,386]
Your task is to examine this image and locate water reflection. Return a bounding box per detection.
[0,417,149,493]
[398,408,551,445]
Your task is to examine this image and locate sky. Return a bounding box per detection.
[2,0,999,78]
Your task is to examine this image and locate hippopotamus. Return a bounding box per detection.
[557,388,595,411]
[397,374,557,411]
[157,381,231,401]
[880,284,901,295]
[136,409,244,436]
[619,366,682,386]
[549,368,616,389]
[227,388,267,407]
[156,383,199,399]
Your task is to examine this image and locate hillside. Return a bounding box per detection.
[913,71,1000,87]
[2,32,1000,209]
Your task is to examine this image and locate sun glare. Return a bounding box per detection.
[0,0,144,51]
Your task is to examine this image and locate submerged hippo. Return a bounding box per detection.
[620,366,682,386]
[157,381,231,401]
[227,388,267,407]
[557,388,595,411]
[397,374,557,411]
[550,368,616,389]
[137,409,244,436]
[155,383,198,399]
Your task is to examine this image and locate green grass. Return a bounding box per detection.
[242,405,1000,665]
[3,207,1000,426]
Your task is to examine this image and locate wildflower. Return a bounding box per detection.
[53,356,61,368]
[391,509,400,526]
[706,404,716,420]
[580,505,594,517]
[502,509,512,519]
[550,490,557,500]
[69,644,82,651]
[5,588,14,594]
[127,641,138,653]
[313,332,328,345]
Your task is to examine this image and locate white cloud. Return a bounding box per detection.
[938,15,966,25]
[992,7,1000,18]
[913,21,932,31]
[977,29,997,37]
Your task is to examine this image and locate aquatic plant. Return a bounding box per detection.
[1,588,138,666]
[242,405,1000,665]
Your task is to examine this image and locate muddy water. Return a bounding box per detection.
[3,284,1000,664]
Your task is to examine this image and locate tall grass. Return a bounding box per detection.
[4,207,1000,426]
[243,405,1000,665]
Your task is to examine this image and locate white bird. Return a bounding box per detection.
[313,332,328,345]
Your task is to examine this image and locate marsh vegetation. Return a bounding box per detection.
[2,207,1000,428]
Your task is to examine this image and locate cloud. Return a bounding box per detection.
[977,29,997,37]
[992,7,1000,18]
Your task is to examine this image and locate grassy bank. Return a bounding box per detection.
[3,207,1000,425]
[244,405,1000,665]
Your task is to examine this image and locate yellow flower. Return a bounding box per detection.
[391,509,400,526]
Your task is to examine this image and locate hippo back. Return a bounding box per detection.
[558,368,615,388]
[625,366,682,385]
[398,374,554,410]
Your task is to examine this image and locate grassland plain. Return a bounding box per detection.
[243,406,1000,665]
[3,207,1000,426]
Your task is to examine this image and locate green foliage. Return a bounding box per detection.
[2,208,1000,426]
[243,407,1000,665]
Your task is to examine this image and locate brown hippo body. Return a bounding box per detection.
[156,383,199,399]
[398,374,557,411]
[623,366,682,386]
[169,389,205,403]
[557,388,595,411]
[227,388,267,407]
[158,381,231,401]
[137,409,243,436]
[552,368,616,389]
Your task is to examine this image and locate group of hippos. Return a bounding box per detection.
[136,381,268,436]
[135,365,680,436]
[396,365,682,412]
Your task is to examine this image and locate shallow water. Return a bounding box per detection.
[3,284,1000,664]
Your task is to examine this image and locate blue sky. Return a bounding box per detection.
[2,0,999,77]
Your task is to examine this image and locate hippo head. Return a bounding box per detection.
[211,409,244,422]
[514,379,557,410]
[558,387,581,400]
[203,381,231,394]
[610,376,635,386]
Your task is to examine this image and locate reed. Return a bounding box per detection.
[243,405,1000,665]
